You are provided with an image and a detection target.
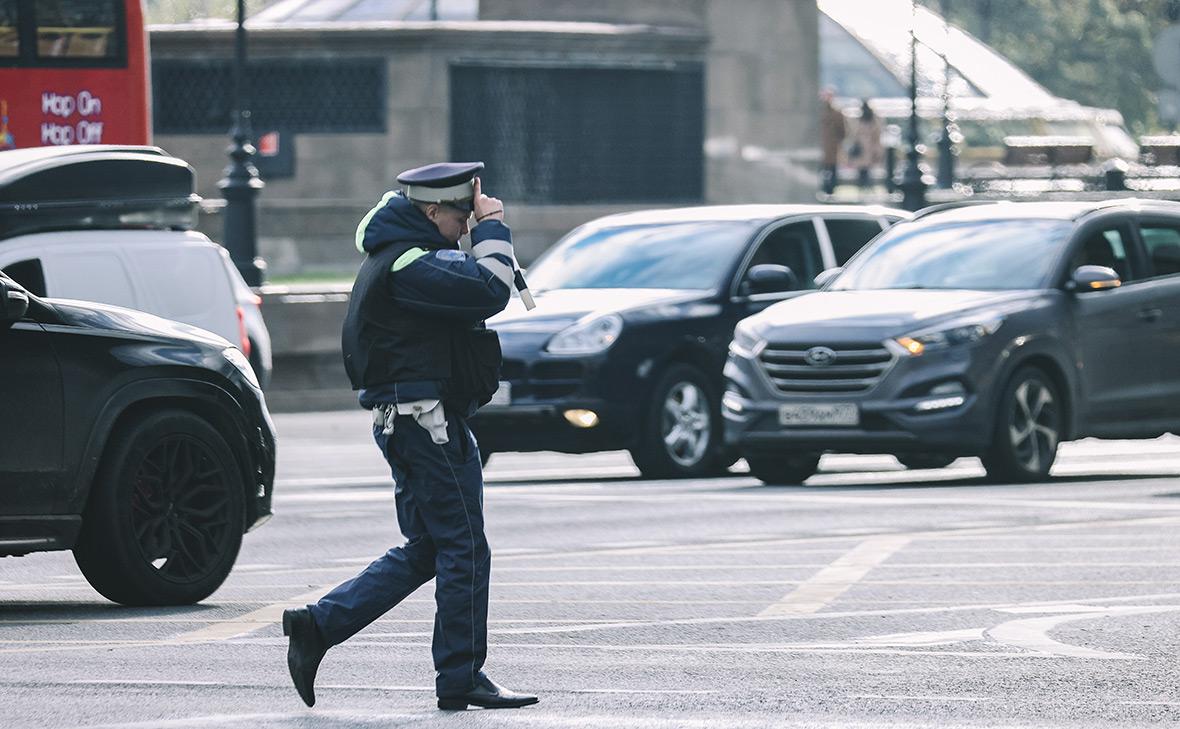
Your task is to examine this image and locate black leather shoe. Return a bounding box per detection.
[282,607,328,707]
[437,673,539,710]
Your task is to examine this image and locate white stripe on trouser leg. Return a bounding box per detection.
[472,239,513,258]
[476,257,514,287]
[439,436,480,689]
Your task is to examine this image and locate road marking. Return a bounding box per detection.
[852,694,989,702]
[759,536,911,616]
[986,605,1180,659]
[170,585,330,643]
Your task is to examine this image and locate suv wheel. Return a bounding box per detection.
[897,453,957,470]
[746,453,821,485]
[981,367,1062,483]
[630,364,721,479]
[73,410,246,606]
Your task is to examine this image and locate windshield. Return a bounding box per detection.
[833,218,1073,291]
[526,221,755,291]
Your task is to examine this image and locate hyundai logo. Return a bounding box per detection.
[803,346,837,367]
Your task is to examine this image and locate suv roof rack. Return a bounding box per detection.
[0,146,200,241]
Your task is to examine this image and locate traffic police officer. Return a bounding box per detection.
[282,162,538,711]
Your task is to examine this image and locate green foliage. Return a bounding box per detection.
[920,0,1179,133]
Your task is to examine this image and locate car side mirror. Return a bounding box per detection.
[814,267,843,288]
[1067,265,1121,292]
[0,281,30,326]
[743,264,798,295]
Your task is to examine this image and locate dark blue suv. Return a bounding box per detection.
[724,199,1180,484]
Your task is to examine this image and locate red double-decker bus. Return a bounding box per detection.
[0,0,150,150]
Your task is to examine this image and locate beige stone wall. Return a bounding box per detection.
[479,0,707,27]
[151,6,818,277]
[705,0,819,204]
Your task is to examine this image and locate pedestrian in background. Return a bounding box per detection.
[848,99,884,189]
[820,87,846,195]
[282,162,538,712]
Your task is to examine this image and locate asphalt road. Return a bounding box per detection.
[4,409,1180,728]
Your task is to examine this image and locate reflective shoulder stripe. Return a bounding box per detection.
[472,239,513,259]
[392,247,430,272]
[477,256,514,286]
[355,190,397,253]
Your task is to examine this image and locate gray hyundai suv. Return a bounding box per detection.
[723,199,1180,484]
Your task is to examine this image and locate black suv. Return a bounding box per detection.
[472,204,906,478]
[0,271,275,605]
[724,199,1180,484]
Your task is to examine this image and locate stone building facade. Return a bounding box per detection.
[150,1,818,276]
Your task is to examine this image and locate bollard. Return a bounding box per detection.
[1103,158,1129,192]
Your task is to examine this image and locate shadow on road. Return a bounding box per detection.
[0,601,221,619]
[729,471,1173,493]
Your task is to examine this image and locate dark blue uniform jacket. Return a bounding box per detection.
[355,192,514,411]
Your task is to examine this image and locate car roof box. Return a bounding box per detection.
[0,145,201,240]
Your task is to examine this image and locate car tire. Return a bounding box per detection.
[981,366,1062,483]
[897,453,957,470]
[73,410,246,606]
[746,453,822,485]
[630,364,723,479]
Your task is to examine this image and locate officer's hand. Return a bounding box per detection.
[473,178,505,223]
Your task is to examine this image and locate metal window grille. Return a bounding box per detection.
[450,64,704,203]
[152,59,386,134]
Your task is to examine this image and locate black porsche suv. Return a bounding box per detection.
[471,204,907,478]
[0,271,275,605]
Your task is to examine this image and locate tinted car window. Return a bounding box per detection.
[824,217,885,264]
[1069,228,1135,282]
[528,221,755,291]
[1140,225,1180,278]
[746,221,823,290]
[833,218,1072,291]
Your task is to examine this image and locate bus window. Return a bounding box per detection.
[0,0,16,58]
[36,0,118,60]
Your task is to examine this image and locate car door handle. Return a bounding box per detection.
[1138,308,1163,322]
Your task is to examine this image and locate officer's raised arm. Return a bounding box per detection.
[388,213,515,323]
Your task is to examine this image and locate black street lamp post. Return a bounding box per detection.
[936,0,956,189]
[218,0,265,286]
[899,0,928,211]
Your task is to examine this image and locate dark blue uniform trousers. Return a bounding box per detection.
[308,410,489,696]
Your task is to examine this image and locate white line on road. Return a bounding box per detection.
[760,536,913,616]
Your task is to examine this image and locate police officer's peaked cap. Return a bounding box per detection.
[397,161,485,212]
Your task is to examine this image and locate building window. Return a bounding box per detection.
[152,59,386,134]
[450,64,704,204]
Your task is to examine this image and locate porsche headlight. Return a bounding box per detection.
[546,314,623,355]
[893,315,1004,357]
[223,346,260,389]
[729,321,764,358]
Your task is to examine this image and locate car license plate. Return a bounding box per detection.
[487,381,511,407]
[779,403,858,427]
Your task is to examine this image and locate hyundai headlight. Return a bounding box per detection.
[546,314,623,355]
[223,346,260,388]
[894,315,1004,356]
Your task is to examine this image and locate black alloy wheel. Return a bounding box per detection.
[981,366,1062,483]
[74,410,245,606]
[746,452,822,485]
[630,364,723,479]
